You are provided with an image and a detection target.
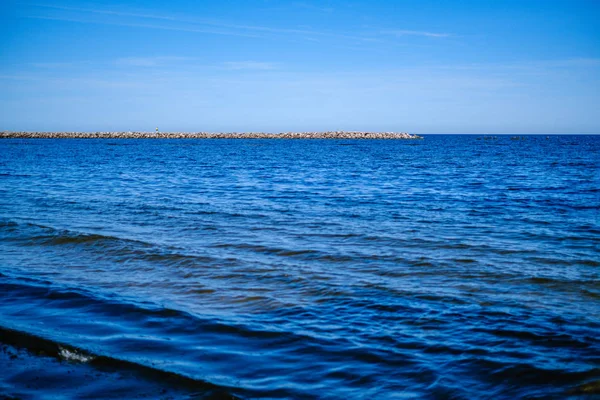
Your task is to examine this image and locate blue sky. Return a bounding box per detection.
[1,0,599,133]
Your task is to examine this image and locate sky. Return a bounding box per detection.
[0,0,599,133]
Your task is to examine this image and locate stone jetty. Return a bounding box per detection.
[0,131,422,140]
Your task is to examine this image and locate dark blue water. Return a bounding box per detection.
[0,136,599,399]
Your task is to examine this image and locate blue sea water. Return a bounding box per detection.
[0,135,598,399]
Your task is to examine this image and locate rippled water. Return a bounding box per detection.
[0,136,599,399]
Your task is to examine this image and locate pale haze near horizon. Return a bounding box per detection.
[0,0,599,134]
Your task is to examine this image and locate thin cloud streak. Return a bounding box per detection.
[382,30,451,38]
[26,15,263,38]
[292,2,334,13]
[30,4,344,37]
[222,61,278,71]
[28,3,426,44]
[29,62,78,68]
[115,56,195,67]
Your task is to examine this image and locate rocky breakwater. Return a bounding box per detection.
[0,131,422,139]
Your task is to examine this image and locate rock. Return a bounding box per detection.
[0,131,423,140]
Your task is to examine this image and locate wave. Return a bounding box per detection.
[0,274,356,398]
[0,219,155,248]
[0,219,223,268]
[0,325,239,399]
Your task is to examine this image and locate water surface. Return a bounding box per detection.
[0,135,599,399]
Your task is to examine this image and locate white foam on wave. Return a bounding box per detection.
[58,346,95,363]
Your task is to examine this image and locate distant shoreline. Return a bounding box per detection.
[0,131,422,139]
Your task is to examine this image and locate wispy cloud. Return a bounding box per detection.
[223,61,278,71]
[381,30,451,38]
[115,56,194,67]
[26,3,431,45]
[27,15,263,38]
[0,74,42,81]
[29,62,78,68]
[292,2,334,13]
[545,58,600,67]
[28,4,330,37]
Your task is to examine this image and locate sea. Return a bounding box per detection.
[0,135,598,399]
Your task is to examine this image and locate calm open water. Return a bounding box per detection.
[0,135,599,399]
